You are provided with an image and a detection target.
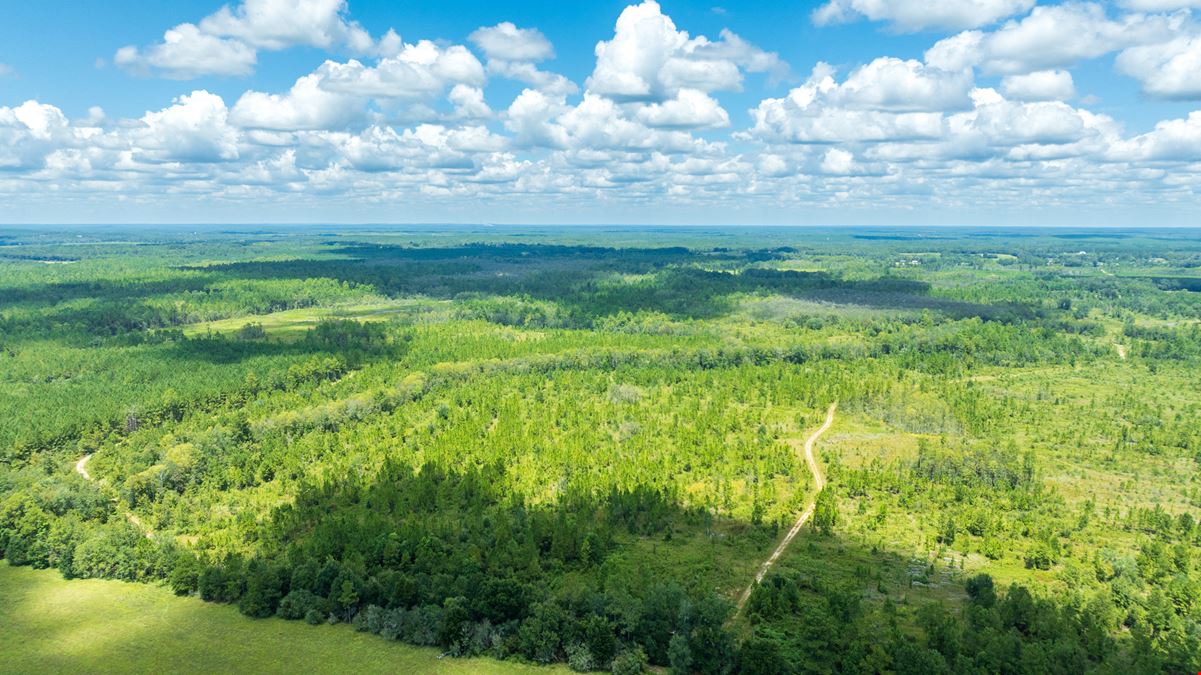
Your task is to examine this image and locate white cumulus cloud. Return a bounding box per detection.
[813,0,1035,31]
[1001,70,1076,101]
[448,85,493,120]
[116,0,387,78]
[925,3,1178,74]
[10,101,70,140]
[1117,34,1201,99]
[198,0,372,50]
[832,58,975,111]
[315,41,485,98]
[635,88,729,129]
[745,58,975,144]
[115,24,257,79]
[136,90,240,162]
[231,75,363,130]
[587,0,785,101]
[469,22,555,62]
[1109,111,1201,160]
[820,148,856,174]
[469,22,578,95]
[1119,0,1201,9]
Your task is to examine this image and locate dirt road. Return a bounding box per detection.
[75,453,151,539]
[75,453,91,480]
[735,402,837,615]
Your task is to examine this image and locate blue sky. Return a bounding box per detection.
[2,0,1201,225]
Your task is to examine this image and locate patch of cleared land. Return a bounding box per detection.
[181,300,448,337]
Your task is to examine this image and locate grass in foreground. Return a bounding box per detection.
[0,563,555,675]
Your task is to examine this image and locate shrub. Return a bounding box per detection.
[611,647,648,675]
[567,642,597,672]
[1024,541,1057,570]
[965,574,996,608]
[277,589,327,621]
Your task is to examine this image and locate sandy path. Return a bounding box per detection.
[75,453,91,480]
[75,453,152,539]
[735,402,837,615]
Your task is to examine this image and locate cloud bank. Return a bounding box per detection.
[4,0,1201,223]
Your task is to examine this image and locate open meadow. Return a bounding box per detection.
[0,562,557,674]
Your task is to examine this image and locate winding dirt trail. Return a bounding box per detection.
[75,453,92,480]
[75,453,152,539]
[735,402,837,615]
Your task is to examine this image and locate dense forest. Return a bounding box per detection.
[2,225,1200,673]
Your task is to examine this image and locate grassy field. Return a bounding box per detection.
[0,563,555,675]
[180,299,449,338]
